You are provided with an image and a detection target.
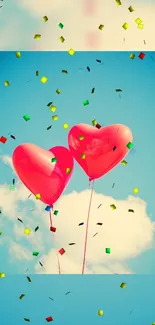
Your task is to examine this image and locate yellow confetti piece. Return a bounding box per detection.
[135,18,142,24]
[137,23,144,29]
[121,160,127,166]
[110,204,116,210]
[79,135,84,140]
[120,282,126,288]
[56,89,61,94]
[35,193,41,199]
[92,119,97,126]
[43,16,48,22]
[68,48,75,56]
[15,51,21,58]
[49,105,56,112]
[128,6,134,12]
[40,76,48,83]
[24,228,31,235]
[115,0,121,5]
[59,36,65,43]
[133,188,139,194]
[0,272,5,278]
[63,123,69,129]
[34,34,41,40]
[98,24,104,30]
[52,115,58,121]
[0,232,2,235]
[98,310,104,316]
[4,80,10,86]
[81,153,86,159]
[122,23,129,30]
[66,168,71,174]
[130,53,135,59]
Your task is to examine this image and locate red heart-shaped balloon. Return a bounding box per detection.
[68,123,133,180]
[12,144,74,205]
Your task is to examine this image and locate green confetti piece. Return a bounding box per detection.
[58,22,64,29]
[105,248,111,254]
[126,142,133,149]
[120,282,126,288]
[54,210,58,215]
[10,185,15,190]
[51,157,57,163]
[23,114,30,121]
[33,251,39,256]
[83,99,89,106]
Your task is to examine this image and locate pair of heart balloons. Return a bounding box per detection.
[12,123,133,206]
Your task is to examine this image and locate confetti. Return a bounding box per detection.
[41,76,48,83]
[120,282,126,288]
[126,141,133,149]
[0,232,2,235]
[121,160,127,166]
[91,87,95,93]
[33,251,39,256]
[0,272,5,278]
[49,297,54,301]
[49,105,56,112]
[96,59,101,63]
[122,23,129,30]
[10,134,16,139]
[34,34,41,40]
[110,204,116,210]
[17,218,23,223]
[46,316,53,322]
[92,119,97,126]
[43,16,48,22]
[96,123,101,129]
[34,226,39,232]
[133,188,139,194]
[62,69,68,74]
[59,248,65,255]
[54,210,58,215]
[98,24,104,30]
[63,123,69,129]
[10,185,15,190]
[52,115,58,121]
[59,36,65,43]
[39,261,43,267]
[0,136,7,144]
[19,294,25,300]
[58,23,64,29]
[128,6,134,12]
[97,222,103,226]
[35,193,41,199]
[78,222,84,226]
[128,209,134,213]
[105,248,111,254]
[47,102,53,107]
[69,243,75,246]
[115,89,122,92]
[45,206,51,212]
[115,0,121,5]
[15,51,21,58]
[87,66,90,72]
[130,53,135,59]
[50,226,56,232]
[47,125,52,130]
[26,276,31,282]
[51,157,57,163]
[24,228,31,235]
[66,167,71,174]
[4,81,10,86]
[68,49,75,56]
[137,23,144,29]
[23,114,30,121]
[56,89,61,94]
[24,318,30,322]
[97,204,102,209]
[98,310,104,316]
[81,153,86,159]
[135,18,142,24]
[79,135,84,140]
[36,70,39,76]
[139,52,145,60]
[93,232,98,237]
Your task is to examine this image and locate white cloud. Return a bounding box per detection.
[3,0,154,50]
[9,241,33,261]
[0,155,14,169]
[34,190,155,274]
[0,155,154,274]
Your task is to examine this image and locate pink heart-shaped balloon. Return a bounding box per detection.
[68,123,133,180]
[12,144,74,205]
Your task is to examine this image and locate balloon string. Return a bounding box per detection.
[49,209,61,274]
[82,180,95,274]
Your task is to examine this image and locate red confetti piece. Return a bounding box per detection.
[46,316,53,322]
[96,123,101,129]
[139,52,145,60]
[50,226,56,233]
[0,136,7,144]
[58,248,65,255]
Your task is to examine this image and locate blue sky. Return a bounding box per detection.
[0,51,155,275]
[1,274,155,325]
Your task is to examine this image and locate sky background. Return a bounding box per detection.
[1,274,155,325]
[0,51,155,276]
[0,0,155,50]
